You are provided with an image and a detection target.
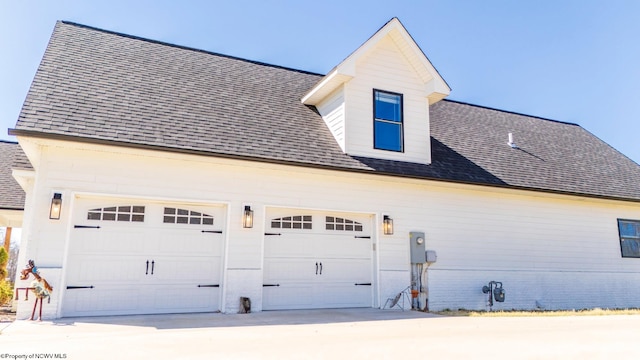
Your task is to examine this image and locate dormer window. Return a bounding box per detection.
[373,89,403,152]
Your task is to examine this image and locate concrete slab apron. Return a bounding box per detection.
[1,309,639,359]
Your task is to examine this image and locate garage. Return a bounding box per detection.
[61,197,225,317]
[263,209,373,310]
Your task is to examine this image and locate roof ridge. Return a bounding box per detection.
[58,20,325,77]
[442,98,580,127]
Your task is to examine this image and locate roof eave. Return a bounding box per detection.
[301,69,354,105]
[10,128,640,205]
[301,17,450,106]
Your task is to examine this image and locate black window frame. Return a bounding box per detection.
[617,218,640,258]
[373,89,404,152]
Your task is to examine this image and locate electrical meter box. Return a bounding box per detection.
[409,231,426,263]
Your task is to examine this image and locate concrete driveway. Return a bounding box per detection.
[1,309,638,359]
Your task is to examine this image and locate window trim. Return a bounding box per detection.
[373,89,404,153]
[617,218,640,258]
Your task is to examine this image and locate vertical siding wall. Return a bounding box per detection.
[16,140,640,317]
[345,36,431,164]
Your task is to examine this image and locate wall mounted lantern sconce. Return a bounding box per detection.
[383,215,393,235]
[242,205,254,228]
[49,193,62,220]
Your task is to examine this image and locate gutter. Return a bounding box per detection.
[0,207,24,211]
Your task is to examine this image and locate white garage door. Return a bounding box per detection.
[263,209,373,310]
[62,198,225,317]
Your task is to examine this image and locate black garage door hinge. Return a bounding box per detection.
[74,225,101,229]
[354,236,371,239]
[197,284,220,288]
[201,230,223,234]
[264,233,282,236]
[354,283,372,286]
[263,284,280,287]
[66,285,95,289]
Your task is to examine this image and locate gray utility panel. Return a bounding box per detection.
[409,231,426,263]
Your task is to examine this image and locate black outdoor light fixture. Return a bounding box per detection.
[242,205,254,228]
[383,215,394,235]
[49,193,62,220]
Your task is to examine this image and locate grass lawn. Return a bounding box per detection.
[435,308,640,317]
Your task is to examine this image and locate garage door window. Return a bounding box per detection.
[271,215,312,229]
[87,206,145,222]
[163,207,214,225]
[325,216,363,231]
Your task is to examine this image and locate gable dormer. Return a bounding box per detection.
[302,18,450,165]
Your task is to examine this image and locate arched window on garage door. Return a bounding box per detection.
[325,216,363,232]
[163,207,214,225]
[87,206,145,222]
[271,215,313,229]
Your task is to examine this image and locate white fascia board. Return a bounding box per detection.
[12,169,35,192]
[0,209,23,228]
[303,18,450,106]
[16,136,41,169]
[301,19,399,106]
[425,79,451,105]
[301,69,353,105]
[389,20,450,101]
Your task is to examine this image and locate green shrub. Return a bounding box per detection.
[0,247,11,305]
[0,247,7,279]
[0,280,11,306]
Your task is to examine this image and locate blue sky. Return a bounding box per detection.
[2,1,640,163]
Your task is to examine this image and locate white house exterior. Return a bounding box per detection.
[9,18,640,319]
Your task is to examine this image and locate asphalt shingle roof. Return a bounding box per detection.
[11,21,640,202]
[0,141,27,210]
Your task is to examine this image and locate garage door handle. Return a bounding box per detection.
[146,260,149,275]
[316,262,318,275]
[151,260,155,275]
[263,284,280,287]
[354,283,372,286]
[197,284,220,288]
[74,225,101,229]
[66,286,95,289]
[319,262,323,275]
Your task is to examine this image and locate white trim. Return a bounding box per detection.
[57,191,76,317]
[301,18,449,106]
[59,191,230,317]
[72,191,231,208]
[220,203,232,313]
[11,169,35,193]
[374,213,381,308]
[262,204,378,310]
